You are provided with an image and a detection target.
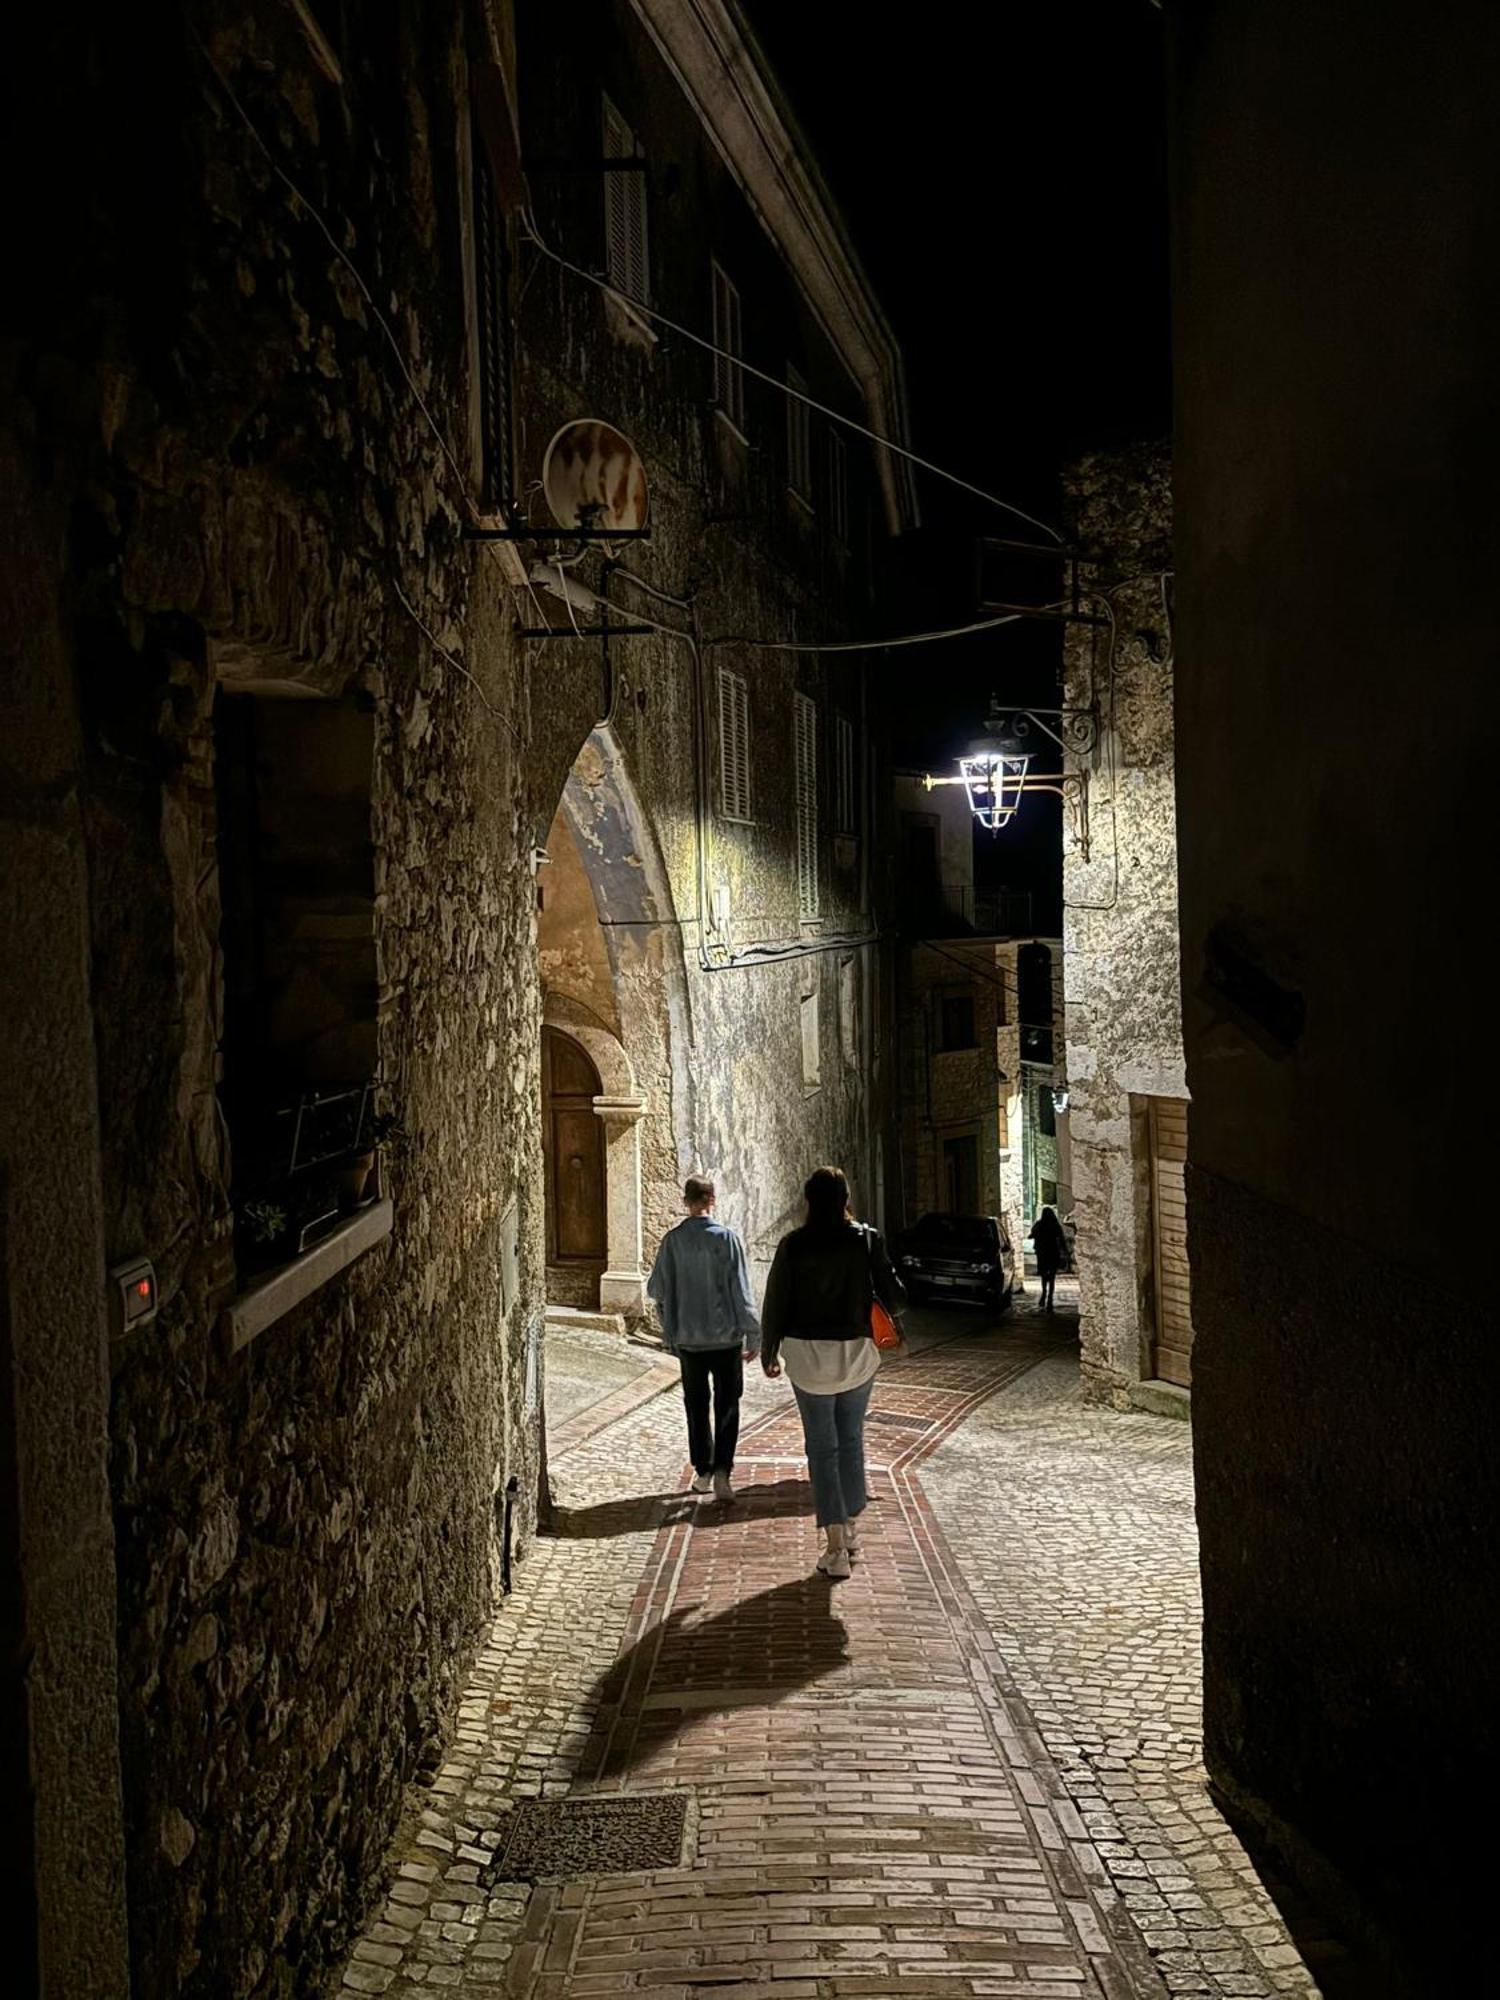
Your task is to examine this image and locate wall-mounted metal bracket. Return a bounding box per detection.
[991,704,1100,757]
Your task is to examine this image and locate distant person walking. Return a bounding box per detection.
[1029,1204,1069,1312]
[648,1175,761,1501]
[761,1167,905,1579]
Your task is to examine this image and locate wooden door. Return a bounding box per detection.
[542,1029,606,1271]
[1147,1095,1194,1386]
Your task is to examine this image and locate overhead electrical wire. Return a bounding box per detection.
[517,207,1067,546]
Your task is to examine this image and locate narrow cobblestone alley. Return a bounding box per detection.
[335,1303,1315,2000]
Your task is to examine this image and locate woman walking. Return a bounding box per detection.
[761,1167,905,1579]
[1028,1203,1069,1312]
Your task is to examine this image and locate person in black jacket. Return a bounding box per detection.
[1028,1204,1069,1312]
[761,1166,905,1579]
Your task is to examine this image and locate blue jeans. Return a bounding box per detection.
[792,1379,874,1528]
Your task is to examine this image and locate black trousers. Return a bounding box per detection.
[678,1345,743,1474]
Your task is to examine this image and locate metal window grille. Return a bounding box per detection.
[718,667,752,820]
[711,261,745,433]
[786,364,811,499]
[602,95,648,304]
[834,713,856,834]
[828,431,849,544]
[473,131,515,513]
[794,692,819,919]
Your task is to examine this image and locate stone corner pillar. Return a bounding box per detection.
[593,1092,648,1314]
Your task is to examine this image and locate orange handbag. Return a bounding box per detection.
[871,1297,903,1352]
[863,1226,904,1351]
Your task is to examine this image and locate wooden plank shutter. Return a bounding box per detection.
[1148,1095,1194,1386]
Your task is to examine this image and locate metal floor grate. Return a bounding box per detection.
[483,1791,689,1882]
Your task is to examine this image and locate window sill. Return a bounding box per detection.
[221,1198,394,1354]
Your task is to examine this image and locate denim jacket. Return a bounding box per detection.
[647,1216,762,1355]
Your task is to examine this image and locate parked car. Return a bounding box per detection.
[894,1212,1016,1310]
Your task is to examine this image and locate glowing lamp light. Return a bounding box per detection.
[957,732,1030,830]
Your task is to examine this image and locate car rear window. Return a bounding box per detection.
[910,1215,995,1250]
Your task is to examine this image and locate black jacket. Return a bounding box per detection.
[761,1221,906,1370]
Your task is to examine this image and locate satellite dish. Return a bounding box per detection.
[541,419,649,539]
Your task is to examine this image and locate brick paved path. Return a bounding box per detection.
[336,1314,1314,2000]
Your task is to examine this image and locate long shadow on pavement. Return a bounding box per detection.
[579,1570,850,1783]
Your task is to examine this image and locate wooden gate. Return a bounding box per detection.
[542,1029,606,1281]
[1147,1096,1194,1386]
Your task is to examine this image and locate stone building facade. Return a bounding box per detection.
[892,777,1068,1269]
[0,3,908,1995]
[1059,443,1189,1410]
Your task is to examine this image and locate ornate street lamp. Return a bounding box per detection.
[923,697,1097,857]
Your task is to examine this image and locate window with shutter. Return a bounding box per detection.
[794,693,819,920]
[718,667,752,821]
[711,262,745,434]
[786,365,811,500]
[834,714,856,834]
[472,127,514,513]
[601,96,648,304]
[828,431,849,544]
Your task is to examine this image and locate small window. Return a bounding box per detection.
[786,364,812,501]
[1038,1082,1057,1138]
[718,666,752,821]
[834,713,856,835]
[938,992,977,1053]
[601,95,649,305]
[793,692,818,920]
[711,261,745,434]
[828,431,849,544]
[801,968,821,1091]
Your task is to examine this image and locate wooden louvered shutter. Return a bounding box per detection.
[794,693,818,919]
[602,97,647,303]
[718,668,751,820]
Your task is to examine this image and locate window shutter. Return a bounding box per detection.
[472,130,514,512]
[712,264,744,432]
[835,714,856,834]
[603,97,647,303]
[719,667,751,820]
[787,366,811,498]
[794,693,818,919]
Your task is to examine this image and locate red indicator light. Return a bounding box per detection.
[137,1280,152,1297]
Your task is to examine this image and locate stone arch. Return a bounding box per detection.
[536,724,697,1320]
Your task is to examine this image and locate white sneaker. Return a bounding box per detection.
[713,1471,734,1502]
[816,1547,852,1580]
[690,1473,714,1494]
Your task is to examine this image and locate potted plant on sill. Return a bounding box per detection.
[238,1195,291,1275]
[339,1110,404,1211]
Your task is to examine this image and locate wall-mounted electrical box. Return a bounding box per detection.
[109,1258,159,1337]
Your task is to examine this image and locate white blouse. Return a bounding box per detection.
[781,1333,881,1396]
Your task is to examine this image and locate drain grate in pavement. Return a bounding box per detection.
[484,1792,688,1882]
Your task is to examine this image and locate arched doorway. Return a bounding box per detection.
[542,1027,608,1306]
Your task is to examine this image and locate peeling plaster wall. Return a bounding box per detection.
[5,8,541,1995]
[1060,443,1184,1405]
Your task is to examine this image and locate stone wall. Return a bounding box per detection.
[1171,1,1499,1984]
[5,7,543,1994]
[1060,443,1185,1407]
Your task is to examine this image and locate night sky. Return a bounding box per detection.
[743,1,1171,928]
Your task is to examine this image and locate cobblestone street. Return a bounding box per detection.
[335,1301,1316,2000]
